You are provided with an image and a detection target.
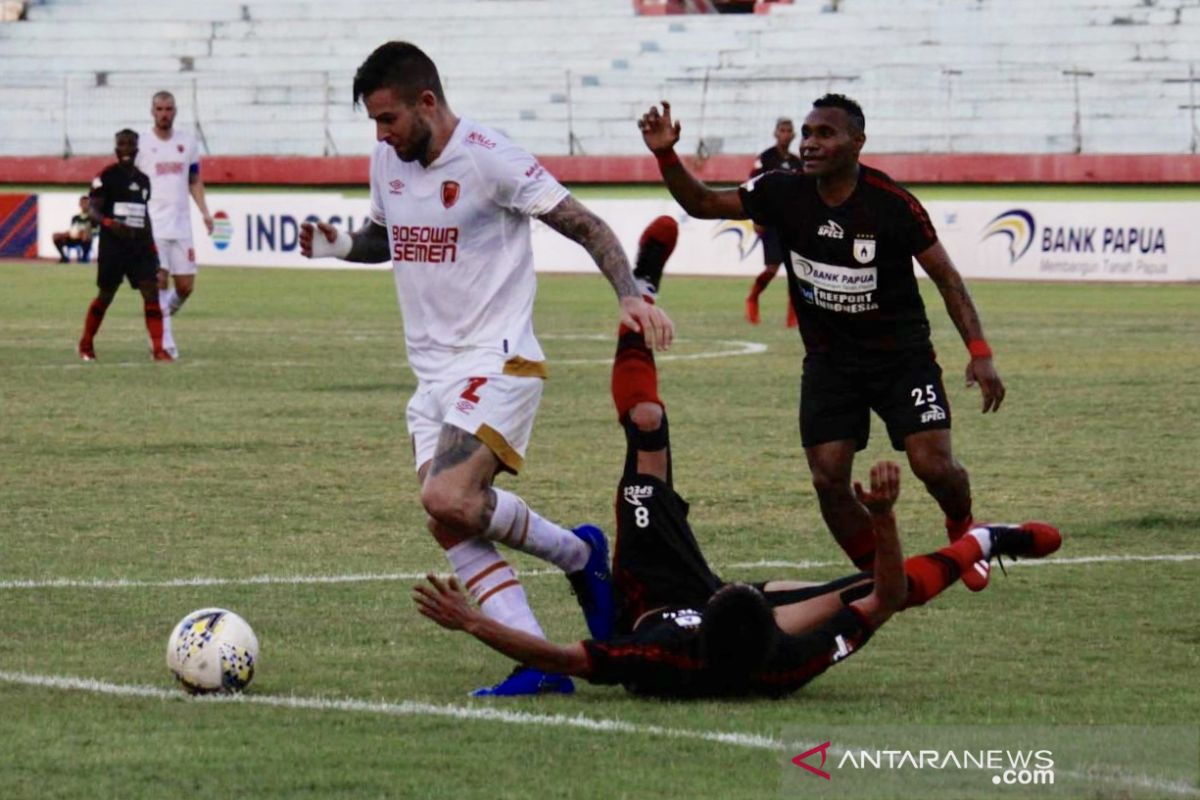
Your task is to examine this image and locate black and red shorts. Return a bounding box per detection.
[800,349,951,451]
[97,246,158,290]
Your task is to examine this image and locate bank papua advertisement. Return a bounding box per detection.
[35,192,1200,282]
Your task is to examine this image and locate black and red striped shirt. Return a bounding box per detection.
[738,164,938,358]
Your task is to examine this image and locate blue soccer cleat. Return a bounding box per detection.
[566,523,616,641]
[469,666,575,698]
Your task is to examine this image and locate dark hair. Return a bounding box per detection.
[353,41,446,107]
[813,93,865,133]
[700,584,777,686]
[115,129,138,140]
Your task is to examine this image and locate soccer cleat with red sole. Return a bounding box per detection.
[633,216,678,297]
[152,349,175,362]
[78,341,96,361]
[987,522,1062,561]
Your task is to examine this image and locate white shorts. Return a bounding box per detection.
[406,372,544,475]
[155,237,197,276]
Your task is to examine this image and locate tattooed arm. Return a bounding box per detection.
[539,195,674,350]
[916,241,1006,413]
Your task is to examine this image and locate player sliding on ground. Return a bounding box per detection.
[413,218,1062,698]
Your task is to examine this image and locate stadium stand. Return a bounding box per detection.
[0,0,1198,157]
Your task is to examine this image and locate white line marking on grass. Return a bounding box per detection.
[16,338,766,370]
[0,670,781,752]
[725,553,1200,571]
[2,553,1196,591]
[2,671,1196,797]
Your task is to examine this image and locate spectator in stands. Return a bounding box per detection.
[639,94,1006,592]
[52,195,95,263]
[77,129,170,362]
[745,117,802,326]
[136,90,214,359]
[301,41,673,698]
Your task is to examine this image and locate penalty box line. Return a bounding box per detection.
[0,553,1197,591]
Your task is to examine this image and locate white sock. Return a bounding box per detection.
[169,290,186,316]
[968,527,993,560]
[485,488,588,573]
[444,538,545,639]
[157,289,176,354]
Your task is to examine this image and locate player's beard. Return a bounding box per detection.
[395,119,434,165]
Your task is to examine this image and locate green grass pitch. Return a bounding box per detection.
[0,259,1197,798]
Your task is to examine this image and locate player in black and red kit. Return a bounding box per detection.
[77,129,171,362]
[412,222,1059,699]
[745,117,802,327]
[638,94,1007,591]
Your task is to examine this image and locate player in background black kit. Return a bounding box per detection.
[77,129,171,362]
[412,219,1060,699]
[745,117,802,327]
[638,94,1007,591]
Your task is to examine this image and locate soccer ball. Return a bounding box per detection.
[166,608,259,694]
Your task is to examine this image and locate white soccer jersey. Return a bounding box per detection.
[369,118,569,383]
[136,128,200,239]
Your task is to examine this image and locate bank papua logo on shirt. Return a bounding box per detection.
[980,209,1036,264]
[211,210,232,250]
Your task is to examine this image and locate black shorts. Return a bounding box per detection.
[97,248,158,290]
[761,227,785,266]
[612,475,723,635]
[752,606,875,697]
[800,349,951,451]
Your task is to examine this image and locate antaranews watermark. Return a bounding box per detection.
[781,725,1197,799]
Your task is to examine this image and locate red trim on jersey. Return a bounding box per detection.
[862,169,937,243]
[592,641,705,671]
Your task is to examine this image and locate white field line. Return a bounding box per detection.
[1,671,1195,797]
[1,553,1197,591]
[18,337,767,370]
[0,670,780,751]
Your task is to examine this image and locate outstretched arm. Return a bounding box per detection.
[539,196,674,350]
[300,219,390,263]
[916,241,1006,413]
[413,574,591,676]
[637,101,747,221]
[849,461,907,628]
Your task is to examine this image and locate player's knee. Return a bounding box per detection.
[420,481,482,533]
[176,285,193,300]
[810,469,852,498]
[426,517,467,548]
[629,402,663,433]
[909,451,961,486]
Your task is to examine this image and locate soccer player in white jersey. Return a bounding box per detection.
[300,41,674,697]
[136,90,214,359]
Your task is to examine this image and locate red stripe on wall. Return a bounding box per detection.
[3,153,1200,186]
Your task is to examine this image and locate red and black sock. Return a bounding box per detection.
[748,269,775,300]
[143,299,164,352]
[612,326,661,420]
[838,526,877,571]
[81,297,109,343]
[902,535,985,608]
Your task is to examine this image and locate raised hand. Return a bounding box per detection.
[637,101,682,154]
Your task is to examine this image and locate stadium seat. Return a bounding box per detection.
[0,0,1197,156]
